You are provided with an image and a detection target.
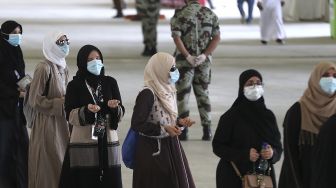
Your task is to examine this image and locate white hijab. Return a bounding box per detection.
[42,31,67,69]
[144,52,178,120]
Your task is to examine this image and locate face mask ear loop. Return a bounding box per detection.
[1,32,9,40]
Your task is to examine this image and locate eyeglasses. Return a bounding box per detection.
[56,36,70,46]
[322,73,336,78]
[245,80,263,87]
[170,65,177,72]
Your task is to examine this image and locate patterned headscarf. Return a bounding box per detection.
[300,61,336,134]
[42,31,67,69]
[144,52,178,120]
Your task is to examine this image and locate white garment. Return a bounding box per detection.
[260,0,286,41]
[42,31,67,69]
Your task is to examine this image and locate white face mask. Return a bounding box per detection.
[244,85,264,101]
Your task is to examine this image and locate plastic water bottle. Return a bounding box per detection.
[257,142,269,173]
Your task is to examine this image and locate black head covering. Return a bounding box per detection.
[1,20,22,39]
[232,69,281,149]
[76,44,105,88]
[0,20,25,77]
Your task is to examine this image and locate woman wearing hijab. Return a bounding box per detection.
[60,44,124,188]
[278,61,336,188]
[28,31,70,188]
[212,69,282,188]
[132,52,195,188]
[0,20,28,188]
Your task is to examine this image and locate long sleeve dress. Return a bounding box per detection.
[28,60,69,188]
[60,75,124,188]
[213,106,282,188]
[278,102,332,188]
[0,35,28,188]
[131,88,195,188]
[310,115,336,188]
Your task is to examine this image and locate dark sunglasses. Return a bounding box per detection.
[56,36,70,46]
[170,65,177,72]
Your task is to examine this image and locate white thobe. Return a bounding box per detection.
[260,0,286,41]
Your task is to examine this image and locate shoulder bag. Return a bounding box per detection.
[230,161,273,188]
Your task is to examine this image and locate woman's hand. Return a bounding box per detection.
[249,148,260,162]
[19,91,25,98]
[107,99,120,108]
[164,125,182,137]
[18,88,25,98]
[260,144,273,160]
[178,117,195,127]
[88,104,101,113]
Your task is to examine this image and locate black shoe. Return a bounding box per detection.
[141,46,157,56]
[245,18,252,24]
[261,40,267,45]
[179,127,188,141]
[202,126,212,141]
[113,13,123,18]
[276,39,285,44]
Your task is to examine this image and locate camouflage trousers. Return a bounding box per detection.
[136,0,160,49]
[175,58,212,127]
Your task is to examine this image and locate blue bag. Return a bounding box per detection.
[122,128,139,169]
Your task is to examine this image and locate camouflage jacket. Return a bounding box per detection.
[170,0,220,58]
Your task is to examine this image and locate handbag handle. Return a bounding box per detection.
[230,161,243,180]
[231,161,271,177]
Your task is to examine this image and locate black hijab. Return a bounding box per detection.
[232,69,281,149]
[0,20,25,77]
[76,44,105,88]
[1,20,22,39]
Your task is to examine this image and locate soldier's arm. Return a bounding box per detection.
[203,34,220,56]
[173,36,190,58]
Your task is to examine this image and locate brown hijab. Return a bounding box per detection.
[299,61,336,134]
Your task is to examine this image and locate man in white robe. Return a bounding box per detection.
[258,0,286,44]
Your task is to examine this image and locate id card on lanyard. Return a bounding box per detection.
[85,80,99,140]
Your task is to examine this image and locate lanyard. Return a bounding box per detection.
[85,80,98,104]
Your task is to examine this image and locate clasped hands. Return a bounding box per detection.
[186,54,207,67]
[87,99,120,113]
[249,144,273,162]
[164,117,195,137]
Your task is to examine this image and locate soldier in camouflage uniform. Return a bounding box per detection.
[136,0,160,56]
[170,0,220,141]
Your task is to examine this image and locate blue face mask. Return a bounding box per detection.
[7,34,22,47]
[87,59,104,76]
[169,69,180,84]
[58,44,70,56]
[319,77,336,95]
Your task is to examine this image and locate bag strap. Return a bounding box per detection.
[42,66,52,96]
[230,161,243,180]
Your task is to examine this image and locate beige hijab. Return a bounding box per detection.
[144,52,178,120]
[299,61,336,134]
